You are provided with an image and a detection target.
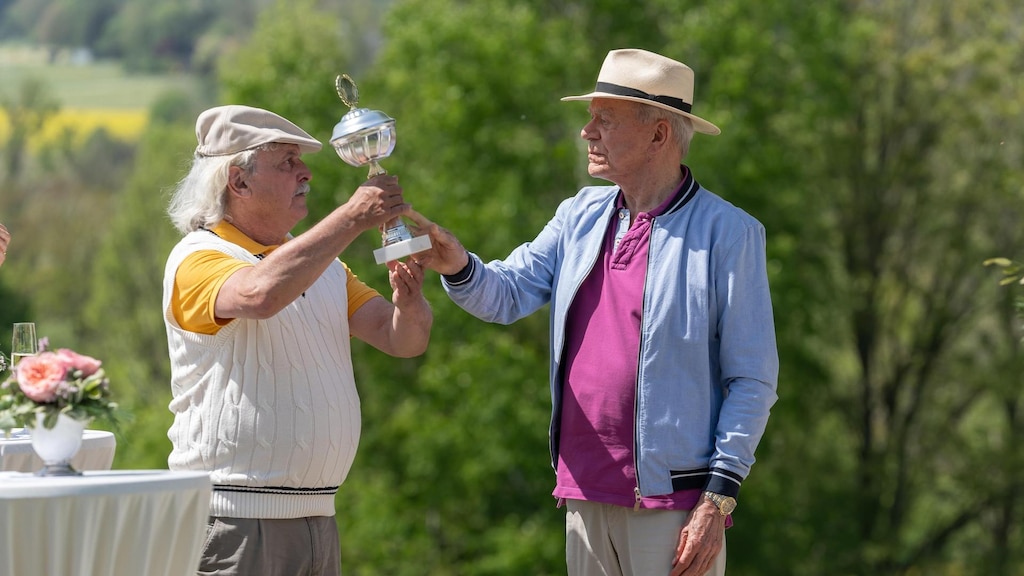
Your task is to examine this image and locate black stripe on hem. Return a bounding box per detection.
[669,467,743,498]
[213,484,340,496]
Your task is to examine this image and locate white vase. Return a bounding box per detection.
[31,413,89,476]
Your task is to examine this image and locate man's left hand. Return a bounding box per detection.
[670,500,725,576]
[387,258,427,305]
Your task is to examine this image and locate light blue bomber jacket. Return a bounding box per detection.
[442,169,779,501]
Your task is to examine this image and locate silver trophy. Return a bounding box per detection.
[330,74,431,264]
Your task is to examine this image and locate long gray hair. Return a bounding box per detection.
[167,146,267,235]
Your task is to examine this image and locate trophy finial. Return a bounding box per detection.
[336,74,359,109]
[330,74,396,177]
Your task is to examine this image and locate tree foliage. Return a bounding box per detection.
[1,76,59,183]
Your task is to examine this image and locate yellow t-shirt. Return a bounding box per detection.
[171,222,380,335]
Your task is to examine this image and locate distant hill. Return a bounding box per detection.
[0,44,199,110]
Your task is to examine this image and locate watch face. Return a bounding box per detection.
[719,497,737,515]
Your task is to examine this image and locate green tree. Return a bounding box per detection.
[81,109,199,468]
[33,0,121,59]
[101,0,215,72]
[1,77,59,184]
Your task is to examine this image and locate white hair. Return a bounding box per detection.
[167,145,274,235]
[635,104,695,159]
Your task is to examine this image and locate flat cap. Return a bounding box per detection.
[195,105,323,157]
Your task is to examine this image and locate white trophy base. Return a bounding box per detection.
[373,235,432,264]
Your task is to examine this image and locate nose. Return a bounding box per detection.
[297,159,312,182]
[581,118,599,141]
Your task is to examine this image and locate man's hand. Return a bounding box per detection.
[671,500,726,576]
[387,258,427,307]
[343,174,410,232]
[404,210,469,276]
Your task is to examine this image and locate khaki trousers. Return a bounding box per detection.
[566,500,727,576]
[198,516,341,576]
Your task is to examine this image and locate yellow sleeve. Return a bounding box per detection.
[172,253,380,335]
[172,250,251,335]
[344,262,382,317]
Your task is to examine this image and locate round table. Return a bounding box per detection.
[0,470,212,576]
[0,428,116,473]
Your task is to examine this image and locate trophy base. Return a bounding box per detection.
[373,235,432,264]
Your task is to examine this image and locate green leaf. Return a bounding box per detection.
[983,257,1013,267]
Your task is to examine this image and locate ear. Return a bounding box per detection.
[650,119,671,149]
[227,166,252,197]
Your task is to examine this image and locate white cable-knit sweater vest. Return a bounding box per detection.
[162,231,361,519]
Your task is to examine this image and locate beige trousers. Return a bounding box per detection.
[566,500,727,576]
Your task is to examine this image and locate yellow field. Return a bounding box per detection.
[0,108,148,150]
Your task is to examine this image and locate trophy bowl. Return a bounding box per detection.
[330,108,396,174]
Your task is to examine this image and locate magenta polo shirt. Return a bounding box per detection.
[553,179,702,512]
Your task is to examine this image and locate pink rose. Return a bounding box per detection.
[54,348,102,377]
[15,352,68,403]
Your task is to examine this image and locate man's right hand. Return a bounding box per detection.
[404,210,470,276]
[343,174,410,232]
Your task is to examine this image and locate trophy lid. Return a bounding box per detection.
[330,107,395,143]
[330,74,395,144]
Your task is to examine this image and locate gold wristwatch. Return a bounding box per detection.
[703,491,737,516]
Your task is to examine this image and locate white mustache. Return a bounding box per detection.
[295,182,311,196]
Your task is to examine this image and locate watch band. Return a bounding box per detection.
[703,491,737,515]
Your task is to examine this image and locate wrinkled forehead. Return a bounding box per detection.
[254,142,302,161]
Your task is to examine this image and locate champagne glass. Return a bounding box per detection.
[11,322,38,367]
[9,322,37,437]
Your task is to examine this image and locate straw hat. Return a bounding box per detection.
[562,49,720,135]
[195,105,323,157]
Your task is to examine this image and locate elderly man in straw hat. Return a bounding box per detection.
[162,105,432,575]
[409,49,778,575]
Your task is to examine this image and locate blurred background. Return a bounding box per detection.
[1,0,1022,574]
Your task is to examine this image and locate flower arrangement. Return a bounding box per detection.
[0,338,121,433]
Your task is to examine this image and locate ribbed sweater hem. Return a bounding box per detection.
[209,489,338,519]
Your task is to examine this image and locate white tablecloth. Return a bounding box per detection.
[0,428,117,473]
[0,470,212,576]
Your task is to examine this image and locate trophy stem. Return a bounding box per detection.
[367,161,386,178]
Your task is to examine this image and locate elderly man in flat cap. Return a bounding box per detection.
[162,105,432,576]
[409,49,778,575]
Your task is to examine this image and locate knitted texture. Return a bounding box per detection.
[162,232,360,518]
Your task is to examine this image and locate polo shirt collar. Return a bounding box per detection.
[209,221,282,257]
[614,165,700,217]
